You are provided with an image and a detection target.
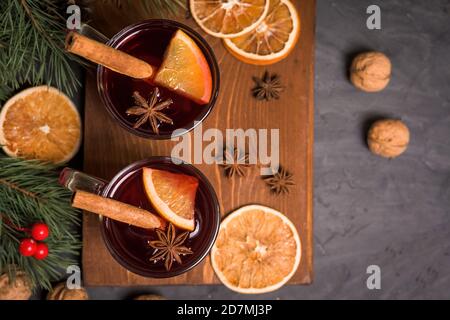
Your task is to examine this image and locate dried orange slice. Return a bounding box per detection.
[211,205,301,294]
[142,168,199,231]
[223,0,300,65]
[0,86,81,164]
[154,30,212,105]
[190,0,270,38]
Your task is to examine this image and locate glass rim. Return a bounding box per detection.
[99,156,221,278]
[97,19,220,140]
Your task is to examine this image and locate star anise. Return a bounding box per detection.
[126,88,173,134]
[264,167,295,194]
[220,148,251,178]
[148,223,193,271]
[252,71,285,101]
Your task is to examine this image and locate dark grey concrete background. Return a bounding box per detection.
[76,0,450,299]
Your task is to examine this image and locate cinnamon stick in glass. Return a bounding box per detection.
[65,31,155,79]
[72,190,165,229]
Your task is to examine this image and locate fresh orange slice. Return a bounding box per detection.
[223,0,300,65]
[211,205,301,294]
[0,86,81,164]
[142,168,199,231]
[154,30,212,105]
[190,0,270,38]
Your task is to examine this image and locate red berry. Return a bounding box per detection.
[31,222,49,241]
[34,243,49,260]
[19,238,37,257]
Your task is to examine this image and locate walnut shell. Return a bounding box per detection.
[350,52,391,92]
[0,272,32,300]
[367,119,410,158]
[133,294,166,300]
[47,282,89,300]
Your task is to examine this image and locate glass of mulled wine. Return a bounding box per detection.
[95,20,220,140]
[59,157,220,278]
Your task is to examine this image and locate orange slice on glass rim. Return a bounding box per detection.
[211,205,301,294]
[0,86,81,164]
[223,0,300,65]
[190,0,270,38]
[142,168,199,231]
[154,30,212,105]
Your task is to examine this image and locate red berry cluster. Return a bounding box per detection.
[19,222,49,260]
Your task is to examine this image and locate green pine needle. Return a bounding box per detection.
[101,0,186,17]
[0,0,80,103]
[0,157,81,291]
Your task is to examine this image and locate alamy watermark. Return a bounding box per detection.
[171,122,280,176]
[366,5,381,30]
[366,265,381,290]
[66,4,81,30]
[66,265,82,289]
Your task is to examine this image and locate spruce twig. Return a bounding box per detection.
[0,157,81,290]
[0,0,81,103]
[100,0,186,17]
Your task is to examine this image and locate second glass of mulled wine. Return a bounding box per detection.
[60,157,220,278]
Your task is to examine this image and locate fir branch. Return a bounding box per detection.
[0,87,14,104]
[100,0,186,17]
[142,0,186,17]
[0,0,81,102]
[0,157,81,290]
[0,178,39,200]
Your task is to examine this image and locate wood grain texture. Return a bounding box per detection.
[82,0,315,286]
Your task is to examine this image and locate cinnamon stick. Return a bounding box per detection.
[72,190,165,229]
[65,31,155,79]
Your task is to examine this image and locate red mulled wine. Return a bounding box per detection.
[98,20,219,139]
[101,157,220,278]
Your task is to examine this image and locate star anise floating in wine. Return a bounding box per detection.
[264,167,295,195]
[252,71,285,101]
[126,88,173,134]
[148,223,193,271]
[220,148,251,178]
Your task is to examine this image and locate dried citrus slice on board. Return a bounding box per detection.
[0,86,81,164]
[143,168,199,231]
[211,204,301,294]
[223,0,300,65]
[190,0,270,38]
[154,30,212,105]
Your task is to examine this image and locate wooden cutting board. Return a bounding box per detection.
[82,0,315,286]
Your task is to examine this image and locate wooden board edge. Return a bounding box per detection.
[303,0,316,285]
[81,212,93,285]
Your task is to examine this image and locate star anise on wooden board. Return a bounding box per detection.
[264,167,295,195]
[126,88,173,134]
[148,223,193,271]
[220,148,251,178]
[252,71,285,101]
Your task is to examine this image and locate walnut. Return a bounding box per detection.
[47,282,89,300]
[350,52,391,92]
[133,294,166,300]
[367,119,410,158]
[0,272,32,300]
